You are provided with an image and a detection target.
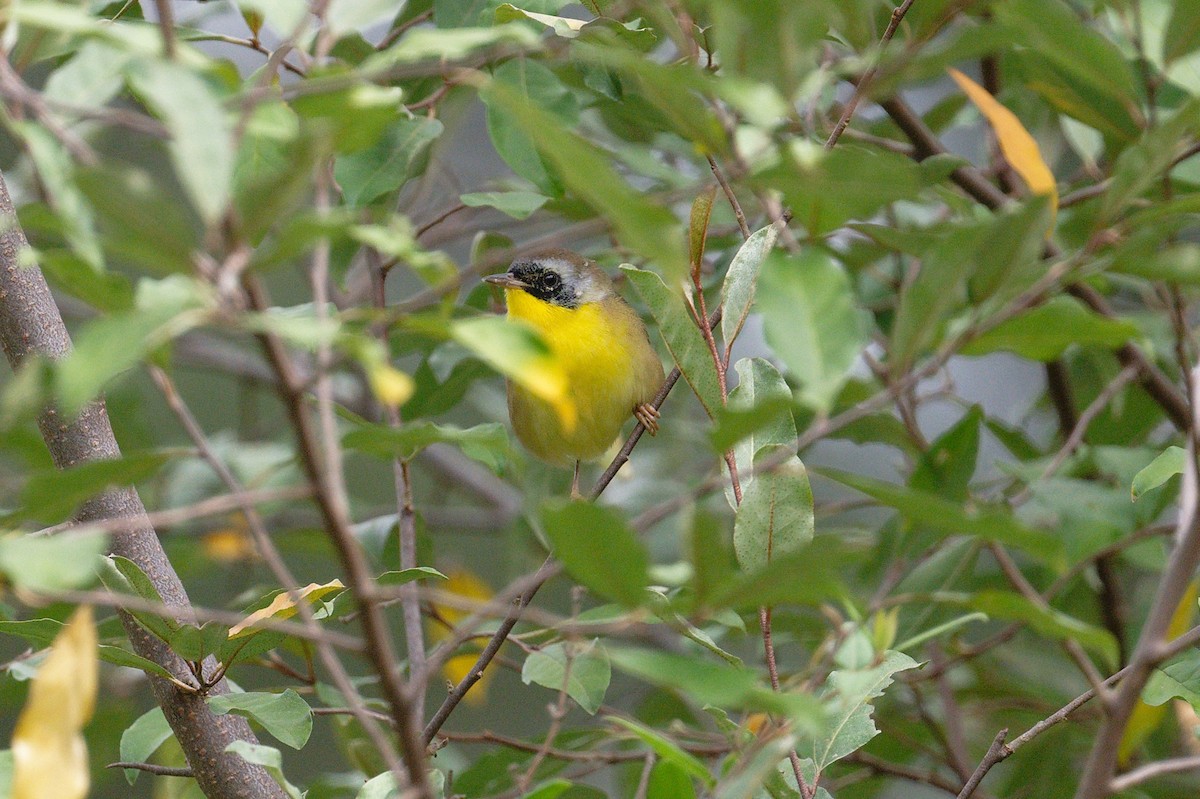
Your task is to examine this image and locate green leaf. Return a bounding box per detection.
[959,590,1118,664]
[101,556,177,644]
[15,122,102,269]
[169,621,230,661]
[14,452,173,525]
[720,222,781,350]
[450,315,575,427]
[209,690,313,750]
[967,198,1053,303]
[705,546,844,612]
[521,781,573,799]
[343,421,509,472]
[74,165,197,273]
[483,78,686,279]
[623,266,723,417]
[733,446,814,573]
[721,358,795,476]
[367,23,540,66]
[909,407,981,502]
[820,469,1062,564]
[483,58,577,196]
[0,530,106,591]
[291,83,403,154]
[766,146,922,236]
[57,277,208,413]
[521,640,611,714]
[378,567,448,586]
[608,648,823,735]
[1145,653,1200,707]
[460,190,549,219]
[43,40,129,110]
[813,651,920,770]
[646,760,697,799]
[0,619,173,680]
[1100,98,1200,223]
[119,707,171,784]
[1165,3,1200,63]
[962,297,1138,361]
[889,223,977,369]
[758,250,866,413]
[609,716,714,787]
[124,59,233,224]
[335,116,444,206]
[541,500,648,607]
[997,0,1140,141]
[225,741,303,799]
[1132,446,1187,501]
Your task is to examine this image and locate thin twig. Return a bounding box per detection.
[825,0,917,149]
[108,761,194,777]
[1110,754,1200,792]
[1010,364,1138,506]
[955,729,1009,799]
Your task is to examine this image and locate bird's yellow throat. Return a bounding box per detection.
[502,286,649,463]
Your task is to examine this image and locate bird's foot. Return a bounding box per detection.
[634,403,661,435]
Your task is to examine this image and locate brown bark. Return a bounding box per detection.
[0,172,285,799]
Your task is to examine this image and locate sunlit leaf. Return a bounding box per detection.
[949,68,1057,215]
[12,606,97,799]
[451,315,576,432]
[812,651,919,771]
[1132,446,1187,501]
[228,580,346,638]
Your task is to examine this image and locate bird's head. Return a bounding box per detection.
[483,249,615,310]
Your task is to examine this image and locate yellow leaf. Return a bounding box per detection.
[367,363,415,409]
[451,316,577,433]
[1118,578,1199,764]
[229,580,345,638]
[427,568,495,704]
[203,515,259,563]
[13,605,97,799]
[518,355,577,433]
[949,68,1058,212]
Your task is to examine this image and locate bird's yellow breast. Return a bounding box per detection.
[504,288,660,465]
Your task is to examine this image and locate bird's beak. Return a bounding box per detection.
[483,273,529,290]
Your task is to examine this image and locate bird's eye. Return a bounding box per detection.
[542,272,561,291]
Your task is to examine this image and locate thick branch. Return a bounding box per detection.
[0,173,284,798]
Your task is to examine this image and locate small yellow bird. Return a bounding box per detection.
[484,249,665,495]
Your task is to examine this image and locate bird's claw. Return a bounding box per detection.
[634,403,661,435]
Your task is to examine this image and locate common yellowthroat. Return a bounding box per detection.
[484,250,664,494]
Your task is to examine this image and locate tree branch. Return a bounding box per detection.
[0,172,286,798]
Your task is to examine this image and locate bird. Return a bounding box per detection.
[483,249,665,496]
